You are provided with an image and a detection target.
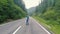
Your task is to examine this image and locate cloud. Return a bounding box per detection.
[23,0,41,9]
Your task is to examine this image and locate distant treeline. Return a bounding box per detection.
[0,0,26,23]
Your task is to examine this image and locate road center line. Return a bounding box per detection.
[30,17,51,34]
[13,26,22,34]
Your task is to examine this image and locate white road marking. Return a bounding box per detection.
[30,17,51,34]
[13,26,22,34]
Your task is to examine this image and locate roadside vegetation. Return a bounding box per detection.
[33,0,60,34]
[33,16,60,34]
[0,0,26,24]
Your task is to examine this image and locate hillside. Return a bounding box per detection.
[27,7,36,16]
[33,0,60,34]
[0,0,26,24]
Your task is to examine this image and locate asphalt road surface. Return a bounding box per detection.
[0,17,51,34]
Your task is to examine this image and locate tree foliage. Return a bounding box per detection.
[34,0,60,24]
[0,0,26,23]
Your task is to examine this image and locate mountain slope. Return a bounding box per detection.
[0,0,26,24]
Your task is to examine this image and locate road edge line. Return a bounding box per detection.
[31,17,51,34]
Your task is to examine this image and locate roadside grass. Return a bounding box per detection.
[33,16,60,34]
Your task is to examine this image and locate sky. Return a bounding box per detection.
[23,0,41,9]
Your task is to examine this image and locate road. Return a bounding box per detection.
[0,17,51,34]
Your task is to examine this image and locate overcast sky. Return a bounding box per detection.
[23,0,41,9]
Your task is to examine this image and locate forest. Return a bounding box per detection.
[33,0,60,34]
[0,0,26,24]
